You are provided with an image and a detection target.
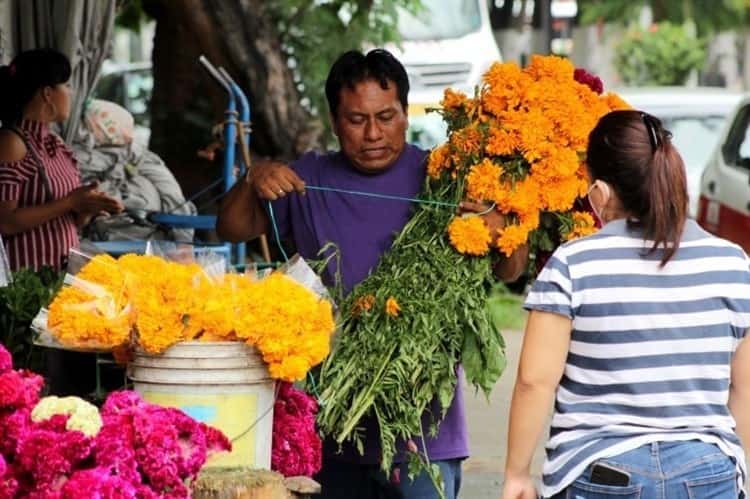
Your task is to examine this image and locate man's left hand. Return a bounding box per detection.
[458,201,529,283]
[457,201,506,245]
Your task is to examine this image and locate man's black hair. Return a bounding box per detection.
[324,49,409,117]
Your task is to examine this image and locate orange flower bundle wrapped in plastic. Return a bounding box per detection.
[46,254,335,382]
[433,55,629,258]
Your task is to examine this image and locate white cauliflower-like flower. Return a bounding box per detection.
[31,396,102,437]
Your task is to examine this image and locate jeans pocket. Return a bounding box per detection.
[685,469,737,499]
[567,479,642,499]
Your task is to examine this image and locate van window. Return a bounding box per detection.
[398,0,482,41]
[722,105,750,169]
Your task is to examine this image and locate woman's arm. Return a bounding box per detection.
[729,335,750,450]
[502,310,572,498]
[0,197,74,235]
[0,183,123,236]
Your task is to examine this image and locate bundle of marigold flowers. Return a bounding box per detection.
[436,56,629,258]
[46,254,335,382]
[316,56,628,479]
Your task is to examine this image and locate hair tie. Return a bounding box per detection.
[641,112,660,151]
[7,63,16,77]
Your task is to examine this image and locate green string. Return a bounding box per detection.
[304,185,459,208]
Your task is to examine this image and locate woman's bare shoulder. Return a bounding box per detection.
[0,130,27,163]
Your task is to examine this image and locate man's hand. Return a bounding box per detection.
[458,201,529,283]
[248,160,306,201]
[458,201,507,245]
[500,473,537,499]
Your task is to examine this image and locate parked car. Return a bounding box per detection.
[616,87,742,217]
[696,93,750,251]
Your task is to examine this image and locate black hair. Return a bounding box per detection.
[0,48,71,126]
[587,110,687,265]
[324,49,409,117]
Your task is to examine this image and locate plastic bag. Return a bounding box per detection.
[33,249,132,352]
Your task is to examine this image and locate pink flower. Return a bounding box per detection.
[61,467,138,498]
[0,345,12,373]
[0,370,43,411]
[271,383,322,477]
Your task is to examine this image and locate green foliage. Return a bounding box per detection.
[115,0,149,32]
[0,268,63,372]
[578,0,749,36]
[614,22,706,86]
[316,174,506,474]
[266,1,422,136]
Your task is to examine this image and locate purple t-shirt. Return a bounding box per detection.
[270,144,469,464]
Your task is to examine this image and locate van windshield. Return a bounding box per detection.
[398,0,482,41]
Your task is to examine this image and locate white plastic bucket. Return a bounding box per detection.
[128,341,274,469]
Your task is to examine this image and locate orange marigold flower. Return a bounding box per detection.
[564,211,598,241]
[352,294,376,316]
[448,216,492,256]
[385,297,401,318]
[427,144,451,179]
[441,88,469,111]
[466,159,503,202]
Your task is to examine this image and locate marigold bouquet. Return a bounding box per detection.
[316,56,627,480]
[436,56,628,258]
[44,254,335,382]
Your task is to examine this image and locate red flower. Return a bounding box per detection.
[271,383,322,477]
[574,68,604,95]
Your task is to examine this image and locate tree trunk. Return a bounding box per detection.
[142,0,321,199]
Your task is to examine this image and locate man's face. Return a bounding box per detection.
[332,79,408,174]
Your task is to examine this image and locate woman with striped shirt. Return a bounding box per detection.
[502,110,750,498]
[0,49,123,272]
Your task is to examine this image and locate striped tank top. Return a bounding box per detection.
[525,218,749,497]
[0,120,80,271]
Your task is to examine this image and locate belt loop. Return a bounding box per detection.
[651,441,658,456]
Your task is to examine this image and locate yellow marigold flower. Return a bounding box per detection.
[564,211,598,241]
[32,396,102,437]
[385,297,401,317]
[448,216,492,256]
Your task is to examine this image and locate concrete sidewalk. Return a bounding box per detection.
[460,328,545,498]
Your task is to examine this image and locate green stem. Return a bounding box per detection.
[337,342,398,442]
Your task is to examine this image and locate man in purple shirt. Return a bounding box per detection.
[218,49,525,499]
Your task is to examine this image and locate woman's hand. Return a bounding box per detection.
[247,160,305,201]
[500,473,537,499]
[66,182,124,215]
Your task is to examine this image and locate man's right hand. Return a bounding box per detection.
[66,182,124,215]
[248,160,305,201]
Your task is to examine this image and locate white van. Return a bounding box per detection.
[388,0,502,148]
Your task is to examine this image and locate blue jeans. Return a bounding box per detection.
[316,458,463,499]
[393,458,463,499]
[549,441,740,499]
